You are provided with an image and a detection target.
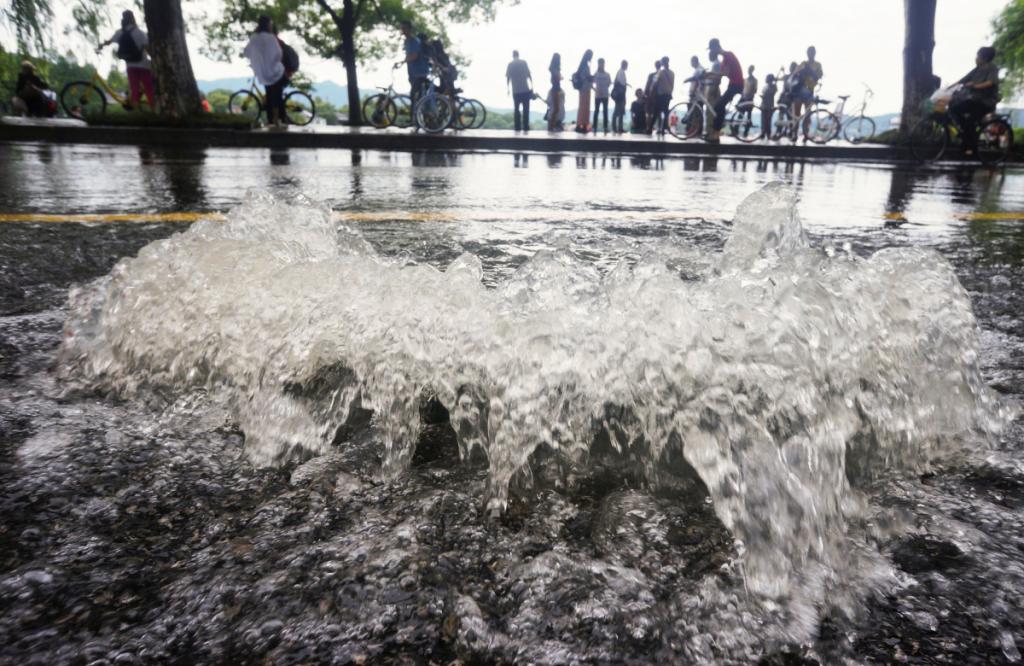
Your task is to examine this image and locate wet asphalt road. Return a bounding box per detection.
[1,142,1024,664]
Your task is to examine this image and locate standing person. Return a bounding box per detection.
[573,50,594,133]
[611,59,628,133]
[547,53,563,131]
[760,73,777,137]
[630,89,646,133]
[653,56,674,135]
[950,46,1000,157]
[703,56,722,138]
[792,46,823,122]
[592,58,612,134]
[685,55,705,100]
[707,38,743,142]
[779,61,799,107]
[433,39,458,95]
[506,50,533,132]
[242,16,286,127]
[643,60,662,134]
[96,10,157,113]
[739,64,758,126]
[742,65,758,103]
[399,20,430,106]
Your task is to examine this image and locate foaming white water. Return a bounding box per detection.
[59,184,1008,614]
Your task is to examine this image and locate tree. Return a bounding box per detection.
[3,0,109,54]
[993,0,1024,98]
[901,0,937,133]
[205,0,516,125]
[142,0,203,116]
[3,0,202,117]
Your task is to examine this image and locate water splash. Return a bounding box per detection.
[58,184,1009,609]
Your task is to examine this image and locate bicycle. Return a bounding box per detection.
[726,99,765,143]
[411,68,454,134]
[362,67,414,129]
[908,94,1013,165]
[667,87,761,142]
[769,91,836,144]
[453,95,486,130]
[830,85,876,144]
[60,71,150,120]
[228,78,316,126]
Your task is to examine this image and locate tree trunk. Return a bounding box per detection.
[143,0,202,117]
[317,0,363,125]
[341,0,361,125]
[901,0,937,133]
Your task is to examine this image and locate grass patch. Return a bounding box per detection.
[867,128,901,145]
[85,109,253,130]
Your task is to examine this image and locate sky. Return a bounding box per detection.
[8,0,1015,113]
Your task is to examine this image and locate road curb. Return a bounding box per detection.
[0,119,914,162]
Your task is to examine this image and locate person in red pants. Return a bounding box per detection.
[97,10,159,113]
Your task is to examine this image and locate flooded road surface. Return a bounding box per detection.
[2,142,1024,664]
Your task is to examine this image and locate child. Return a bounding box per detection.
[630,89,646,133]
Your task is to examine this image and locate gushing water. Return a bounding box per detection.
[58,183,1009,631]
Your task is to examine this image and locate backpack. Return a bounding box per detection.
[116,29,143,62]
[570,70,581,90]
[281,41,300,73]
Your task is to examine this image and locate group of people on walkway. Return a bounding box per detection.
[505,39,825,141]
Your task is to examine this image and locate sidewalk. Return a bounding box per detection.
[0,116,907,162]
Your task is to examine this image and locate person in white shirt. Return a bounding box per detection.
[685,55,705,101]
[506,50,533,132]
[96,10,157,112]
[653,56,674,135]
[591,58,612,134]
[611,60,628,133]
[243,16,287,127]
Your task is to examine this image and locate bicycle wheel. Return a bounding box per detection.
[393,95,414,128]
[361,94,396,128]
[467,98,487,129]
[977,117,1014,165]
[414,93,454,133]
[453,97,476,130]
[842,115,876,144]
[284,90,315,126]
[908,117,948,163]
[667,102,701,140]
[802,109,840,144]
[770,105,794,141]
[727,102,762,143]
[60,81,107,120]
[228,90,262,123]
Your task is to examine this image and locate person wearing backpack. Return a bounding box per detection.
[611,60,628,134]
[243,16,287,128]
[97,10,158,113]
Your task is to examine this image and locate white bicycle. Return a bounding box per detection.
[831,84,876,144]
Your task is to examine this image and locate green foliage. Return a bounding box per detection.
[2,0,53,54]
[203,0,515,67]
[205,88,234,113]
[994,0,1024,98]
[2,0,111,55]
[1,44,98,93]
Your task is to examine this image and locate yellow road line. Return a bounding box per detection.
[0,211,456,224]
